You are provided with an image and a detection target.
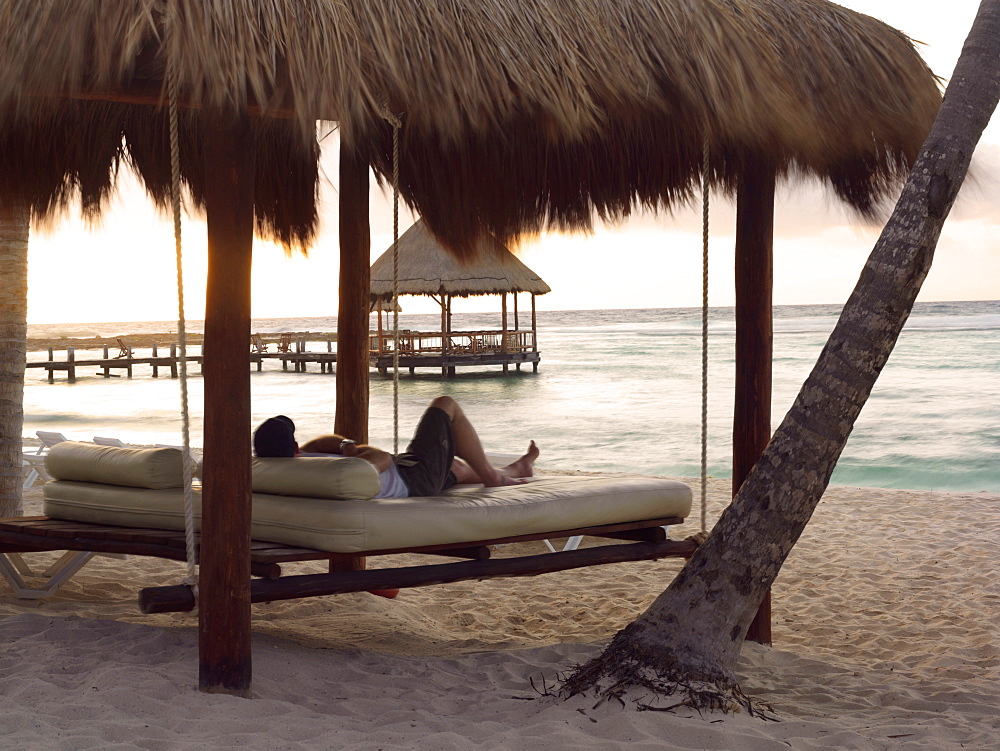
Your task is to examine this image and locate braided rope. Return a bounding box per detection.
[700,147,710,534]
[167,2,197,598]
[391,120,400,454]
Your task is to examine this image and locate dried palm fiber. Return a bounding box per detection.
[0,101,126,224]
[0,98,319,248]
[122,108,319,249]
[0,0,940,254]
[352,0,941,253]
[0,0,374,139]
[370,219,552,299]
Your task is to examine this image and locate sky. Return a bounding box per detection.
[24,1,1000,325]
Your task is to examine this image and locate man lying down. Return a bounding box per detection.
[253,397,538,601]
[253,395,539,500]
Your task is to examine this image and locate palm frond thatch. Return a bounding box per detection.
[370,220,551,299]
[357,0,941,252]
[0,102,126,223]
[0,0,940,252]
[123,109,319,249]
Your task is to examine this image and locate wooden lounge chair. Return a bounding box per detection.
[0,443,696,611]
[113,338,132,359]
[250,333,268,353]
[276,333,294,353]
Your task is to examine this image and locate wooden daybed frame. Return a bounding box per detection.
[0,514,696,614]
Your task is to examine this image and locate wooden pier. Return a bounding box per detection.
[27,337,338,383]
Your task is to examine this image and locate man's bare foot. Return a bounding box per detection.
[483,474,526,488]
[501,441,539,479]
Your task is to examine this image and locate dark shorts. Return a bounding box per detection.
[394,406,457,496]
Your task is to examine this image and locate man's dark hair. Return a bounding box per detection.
[253,415,296,457]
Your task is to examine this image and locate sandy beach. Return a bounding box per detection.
[2,475,998,749]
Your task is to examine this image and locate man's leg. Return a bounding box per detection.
[449,448,538,485]
[430,396,537,487]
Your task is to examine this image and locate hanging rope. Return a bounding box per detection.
[166,3,197,598]
[386,114,402,454]
[700,147,710,534]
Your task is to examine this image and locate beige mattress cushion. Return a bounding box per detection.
[43,475,691,554]
[46,441,183,489]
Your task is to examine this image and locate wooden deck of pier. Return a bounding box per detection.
[27,337,338,383]
[27,329,542,382]
[370,329,540,377]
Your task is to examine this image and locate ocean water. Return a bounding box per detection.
[24,300,1000,493]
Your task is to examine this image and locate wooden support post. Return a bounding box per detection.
[67,348,75,383]
[733,160,775,646]
[501,293,508,351]
[198,110,256,697]
[335,142,370,443]
[376,310,384,356]
[501,293,509,373]
[531,295,539,372]
[152,343,159,377]
[531,295,538,350]
[329,555,365,574]
[441,295,448,378]
[170,344,178,378]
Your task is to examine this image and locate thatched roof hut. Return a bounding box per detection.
[370,220,551,300]
[369,220,550,377]
[0,0,943,691]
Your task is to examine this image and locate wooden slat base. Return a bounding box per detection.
[139,538,697,614]
[0,515,695,610]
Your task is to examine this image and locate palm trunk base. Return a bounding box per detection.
[559,636,770,716]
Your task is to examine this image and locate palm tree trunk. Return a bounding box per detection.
[0,201,29,517]
[564,0,1000,702]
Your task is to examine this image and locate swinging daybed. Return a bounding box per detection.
[0,440,696,613]
[0,91,708,616]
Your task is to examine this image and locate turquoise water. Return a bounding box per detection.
[24,300,1000,493]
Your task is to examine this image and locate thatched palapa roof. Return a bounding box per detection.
[370,220,551,300]
[358,0,942,252]
[0,1,940,251]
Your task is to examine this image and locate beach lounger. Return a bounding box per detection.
[21,453,50,489]
[35,431,68,453]
[20,431,66,489]
[93,436,128,447]
[114,338,132,358]
[10,434,125,596]
[0,442,695,611]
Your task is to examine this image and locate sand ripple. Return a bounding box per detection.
[2,478,997,748]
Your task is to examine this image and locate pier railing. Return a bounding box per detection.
[27,334,338,382]
[368,329,536,357]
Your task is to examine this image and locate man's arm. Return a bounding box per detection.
[299,434,348,454]
[344,443,394,472]
[299,434,393,472]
